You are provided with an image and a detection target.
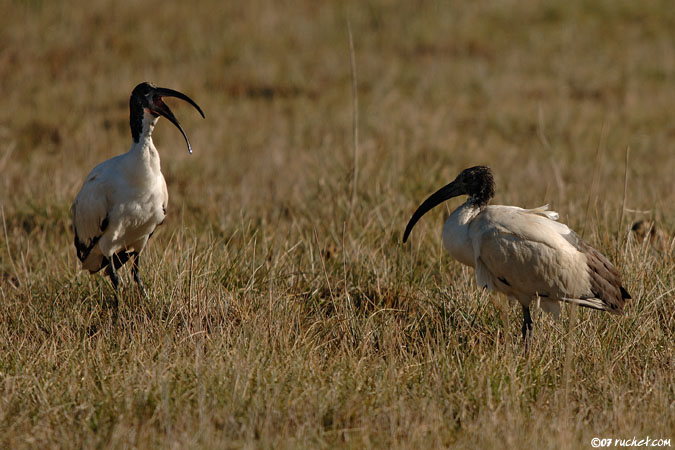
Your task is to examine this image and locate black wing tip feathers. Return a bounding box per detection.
[74,232,99,263]
[100,215,109,232]
[620,286,631,300]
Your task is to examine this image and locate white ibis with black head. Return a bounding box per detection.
[71,82,205,297]
[403,166,631,342]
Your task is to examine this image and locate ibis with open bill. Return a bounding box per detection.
[71,82,205,298]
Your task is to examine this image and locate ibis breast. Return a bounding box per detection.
[72,151,168,272]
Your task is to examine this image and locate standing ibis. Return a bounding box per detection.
[403,166,630,341]
[71,82,205,297]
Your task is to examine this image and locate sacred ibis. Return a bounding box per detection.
[71,82,205,297]
[403,166,631,341]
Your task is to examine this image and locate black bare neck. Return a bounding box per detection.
[129,95,145,143]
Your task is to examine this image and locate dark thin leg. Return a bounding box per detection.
[521,304,533,343]
[112,251,132,270]
[131,252,148,298]
[106,261,120,291]
[105,260,120,311]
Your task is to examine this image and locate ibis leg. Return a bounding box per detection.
[521,305,533,342]
[131,252,148,298]
[106,261,120,291]
[105,259,120,311]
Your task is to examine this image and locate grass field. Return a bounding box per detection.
[1,0,674,448]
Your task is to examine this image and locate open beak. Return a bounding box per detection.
[150,87,206,154]
[402,179,464,243]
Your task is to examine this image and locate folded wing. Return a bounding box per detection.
[71,170,112,273]
[470,205,629,314]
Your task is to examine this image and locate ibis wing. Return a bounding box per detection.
[71,171,113,271]
[470,206,594,305]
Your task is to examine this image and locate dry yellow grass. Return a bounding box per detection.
[1,0,673,448]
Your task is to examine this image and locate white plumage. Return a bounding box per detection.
[71,82,204,295]
[403,166,630,340]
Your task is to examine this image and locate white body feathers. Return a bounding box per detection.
[71,116,167,273]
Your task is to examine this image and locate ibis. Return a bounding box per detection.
[71,82,205,298]
[403,166,631,341]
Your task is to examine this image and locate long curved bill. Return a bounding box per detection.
[402,180,463,243]
[152,87,206,154]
